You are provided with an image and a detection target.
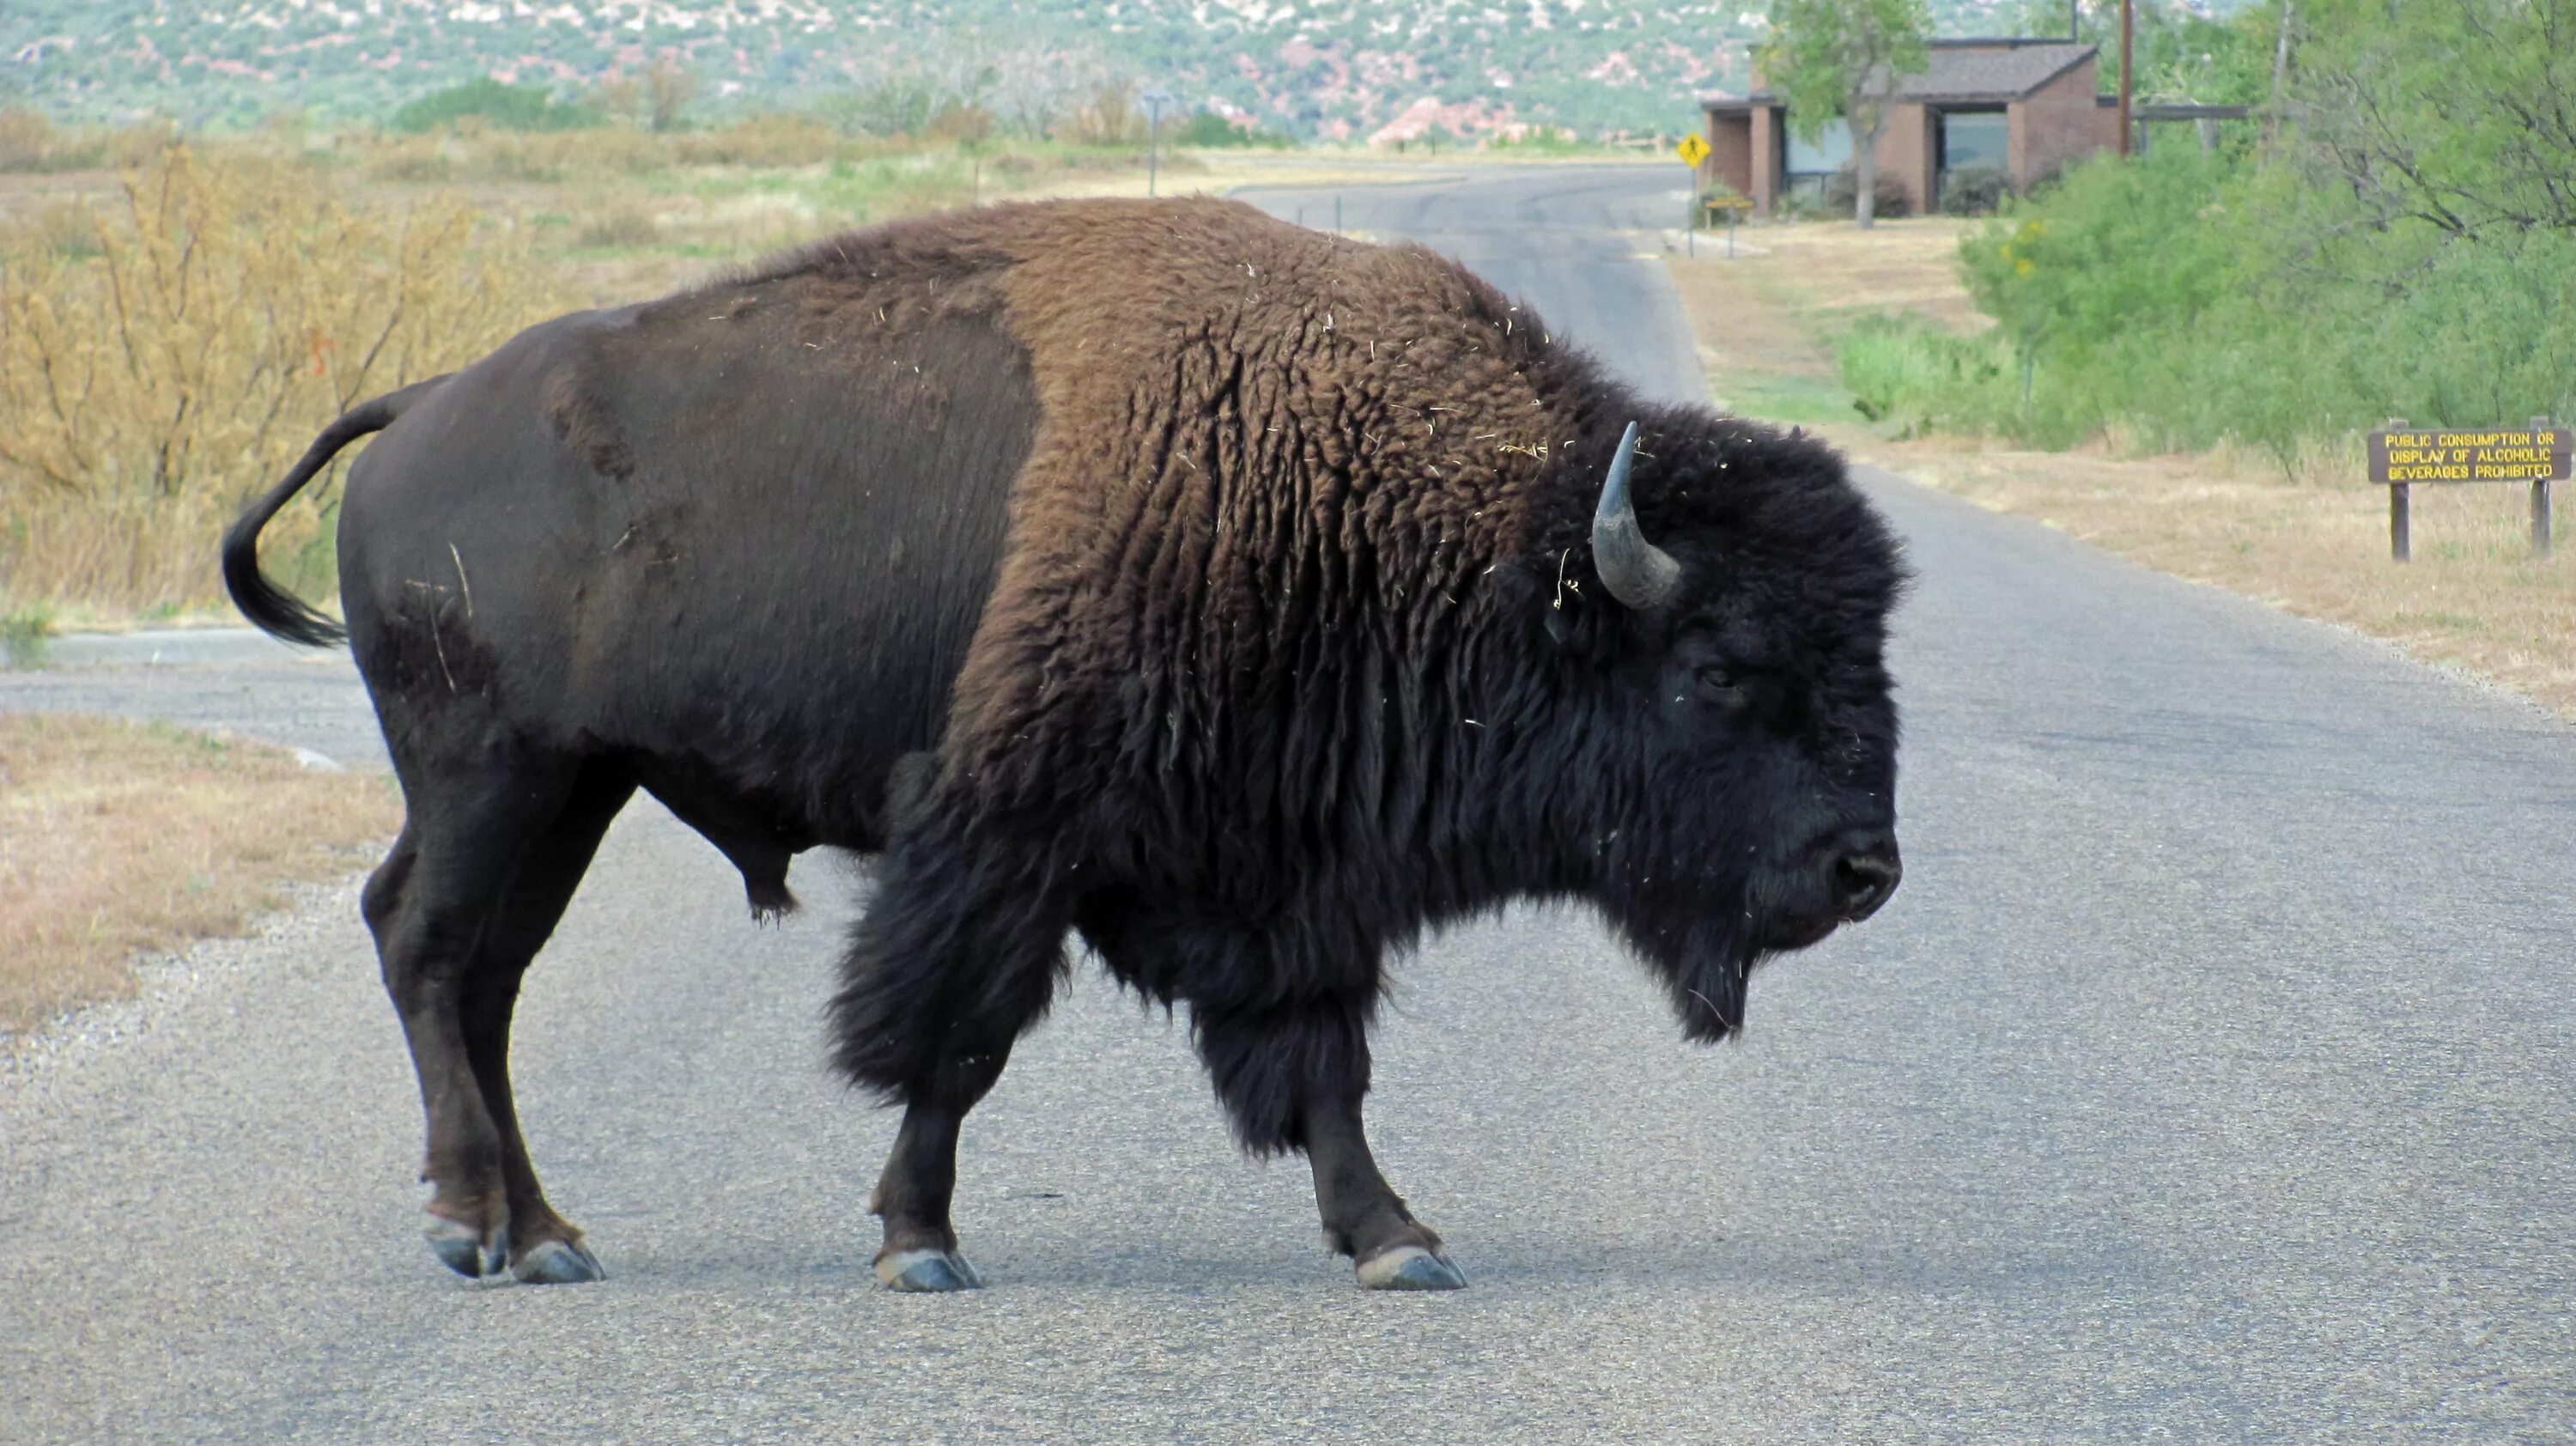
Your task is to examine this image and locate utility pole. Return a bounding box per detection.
[1141,87,1174,197]
[2117,0,2134,157]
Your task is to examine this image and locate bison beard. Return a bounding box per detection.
[222,196,1905,1293]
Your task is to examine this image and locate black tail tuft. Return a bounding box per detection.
[220,374,449,648]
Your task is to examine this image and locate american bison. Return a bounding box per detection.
[222,196,1905,1293]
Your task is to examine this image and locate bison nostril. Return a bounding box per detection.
[1831,851,1901,921]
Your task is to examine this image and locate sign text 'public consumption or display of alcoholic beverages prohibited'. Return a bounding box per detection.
[2368,426,2573,484]
[2371,418,2566,562]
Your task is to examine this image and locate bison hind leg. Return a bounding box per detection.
[362,750,629,1285]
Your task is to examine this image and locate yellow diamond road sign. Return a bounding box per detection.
[1676,133,1710,167]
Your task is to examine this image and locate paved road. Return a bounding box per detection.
[7,165,2575,1443]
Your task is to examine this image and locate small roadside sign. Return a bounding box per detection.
[1676,133,1710,167]
[2366,423,2571,484]
[2370,417,2567,562]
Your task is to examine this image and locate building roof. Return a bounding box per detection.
[1705,38,2100,112]
[1905,39,2098,100]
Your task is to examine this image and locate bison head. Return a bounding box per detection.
[1528,416,1905,1043]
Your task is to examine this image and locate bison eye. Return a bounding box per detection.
[1695,665,1747,708]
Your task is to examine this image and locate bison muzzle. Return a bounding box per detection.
[222,196,1906,1293]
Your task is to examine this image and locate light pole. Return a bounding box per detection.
[1141,88,1174,197]
[2117,0,2134,156]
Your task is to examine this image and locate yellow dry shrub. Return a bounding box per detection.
[353,116,853,185]
[0,110,179,175]
[0,106,54,171]
[671,112,849,168]
[0,145,566,615]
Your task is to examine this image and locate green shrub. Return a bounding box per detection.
[1838,314,2099,444]
[390,79,605,135]
[1937,165,2013,216]
[1176,112,1292,148]
[1821,163,1910,219]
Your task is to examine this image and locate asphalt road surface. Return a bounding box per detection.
[7,166,2574,1443]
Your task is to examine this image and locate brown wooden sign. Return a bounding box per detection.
[2372,417,2564,562]
[2368,425,2572,484]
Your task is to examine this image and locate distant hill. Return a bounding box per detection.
[3,0,2221,140]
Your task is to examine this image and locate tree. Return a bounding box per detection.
[2287,0,2576,239]
[1759,0,1931,227]
[1067,79,1146,146]
[589,63,694,134]
[643,58,697,134]
[391,78,603,134]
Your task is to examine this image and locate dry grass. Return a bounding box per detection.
[0,713,400,1036]
[0,106,173,176]
[1674,215,1985,333]
[0,146,570,617]
[1664,216,1981,425]
[1828,429,2576,714]
[1020,154,1460,202]
[1666,216,2576,720]
[351,117,863,185]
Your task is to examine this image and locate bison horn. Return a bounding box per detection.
[1590,421,1681,611]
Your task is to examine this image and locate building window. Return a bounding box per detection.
[1937,108,2008,173]
[1782,117,1851,204]
[1935,107,2009,210]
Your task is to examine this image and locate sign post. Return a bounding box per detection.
[2534,416,2557,558]
[2367,417,2571,562]
[1675,132,1710,258]
[1141,88,1174,197]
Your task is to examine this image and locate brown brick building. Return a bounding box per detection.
[1703,39,2123,216]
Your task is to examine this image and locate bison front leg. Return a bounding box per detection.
[862,1044,1013,1292]
[1194,1001,1467,1291]
[830,802,1069,1293]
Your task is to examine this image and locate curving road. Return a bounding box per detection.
[6,165,2574,1443]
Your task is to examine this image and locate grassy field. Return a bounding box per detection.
[0,713,399,1036]
[1665,219,2576,719]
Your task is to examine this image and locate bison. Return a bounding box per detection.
[222,196,1905,1293]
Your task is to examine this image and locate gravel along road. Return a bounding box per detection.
[5,164,2574,1443]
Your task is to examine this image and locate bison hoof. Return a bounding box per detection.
[513,1237,606,1285]
[424,1215,509,1280]
[876,1248,984,1293]
[1355,1246,1467,1291]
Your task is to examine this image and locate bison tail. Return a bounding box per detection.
[219,374,450,648]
